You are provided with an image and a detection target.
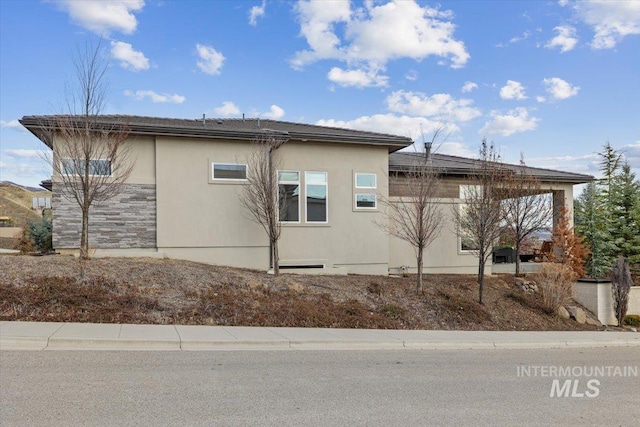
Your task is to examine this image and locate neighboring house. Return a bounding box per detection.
[20,115,593,275]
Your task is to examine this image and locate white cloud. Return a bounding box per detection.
[316,114,458,142]
[214,102,241,116]
[479,108,539,137]
[0,119,24,130]
[52,0,144,35]
[249,0,266,26]
[386,90,481,123]
[124,90,185,104]
[542,77,580,100]
[405,69,418,81]
[260,105,285,119]
[499,80,527,100]
[4,149,42,159]
[292,0,469,86]
[327,67,388,88]
[110,41,149,71]
[437,141,477,158]
[545,25,578,53]
[566,0,640,49]
[461,81,478,93]
[196,44,225,75]
[536,96,546,103]
[509,30,531,44]
[622,140,640,169]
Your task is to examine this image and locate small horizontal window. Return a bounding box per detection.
[355,173,376,189]
[356,194,376,209]
[61,159,111,176]
[213,163,247,180]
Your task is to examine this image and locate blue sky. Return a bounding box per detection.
[1,0,639,187]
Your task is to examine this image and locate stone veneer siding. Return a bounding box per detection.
[52,183,157,249]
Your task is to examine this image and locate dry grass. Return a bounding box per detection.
[0,255,599,330]
[534,263,576,314]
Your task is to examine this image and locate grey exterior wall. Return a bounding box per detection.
[52,183,157,249]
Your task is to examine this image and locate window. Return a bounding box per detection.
[61,158,111,176]
[355,172,377,210]
[212,163,247,180]
[459,185,482,200]
[278,171,300,222]
[306,171,327,223]
[355,194,376,209]
[355,173,376,189]
[459,204,479,252]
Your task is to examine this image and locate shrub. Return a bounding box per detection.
[13,229,36,254]
[27,217,52,253]
[535,263,575,314]
[623,314,640,328]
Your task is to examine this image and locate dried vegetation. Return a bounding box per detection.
[0,255,597,330]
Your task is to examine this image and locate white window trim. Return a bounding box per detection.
[355,172,377,189]
[60,158,112,177]
[278,170,301,224]
[354,193,377,210]
[212,162,248,181]
[305,171,328,224]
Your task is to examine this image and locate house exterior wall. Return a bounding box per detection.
[51,136,157,250]
[387,177,576,275]
[154,137,390,274]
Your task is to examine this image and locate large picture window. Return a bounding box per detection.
[305,171,327,223]
[278,171,300,222]
[459,204,479,252]
[212,163,247,180]
[61,158,111,176]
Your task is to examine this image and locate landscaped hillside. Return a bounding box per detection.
[0,255,601,331]
[0,182,50,248]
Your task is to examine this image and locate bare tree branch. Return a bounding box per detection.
[452,138,505,304]
[239,131,288,275]
[378,127,445,294]
[38,39,134,265]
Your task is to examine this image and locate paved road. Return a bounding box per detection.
[1,348,638,426]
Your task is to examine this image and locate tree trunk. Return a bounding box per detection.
[514,240,521,276]
[272,238,279,277]
[416,247,424,294]
[80,206,90,260]
[477,256,485,305]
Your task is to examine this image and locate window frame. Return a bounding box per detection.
[355,193,377,210]
[355,172,377,189]
[458,203,479,253]
[60,158,112,177]
[211,162,248,181]
[305,171,328,224]
[278,170,301,224]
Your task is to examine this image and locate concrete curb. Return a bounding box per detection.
[1,322,639,351]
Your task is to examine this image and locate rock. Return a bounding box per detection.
[567,306,586,324]
[585,317,602,327]
[630,327,637,333]
[246,279,265,291]
[286,280,304,293]
[558,306,571,320]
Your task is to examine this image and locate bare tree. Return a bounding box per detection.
[40,40,133,262]
[452,139,505,304]
[501,155,553,276]
[378,130,444,294]
[239,131,288,276]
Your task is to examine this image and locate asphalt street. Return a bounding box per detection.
[1,347,638,426]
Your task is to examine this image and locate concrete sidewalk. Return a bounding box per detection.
[1,321,639,351]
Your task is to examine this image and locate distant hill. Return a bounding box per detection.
[0,182,50,229]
